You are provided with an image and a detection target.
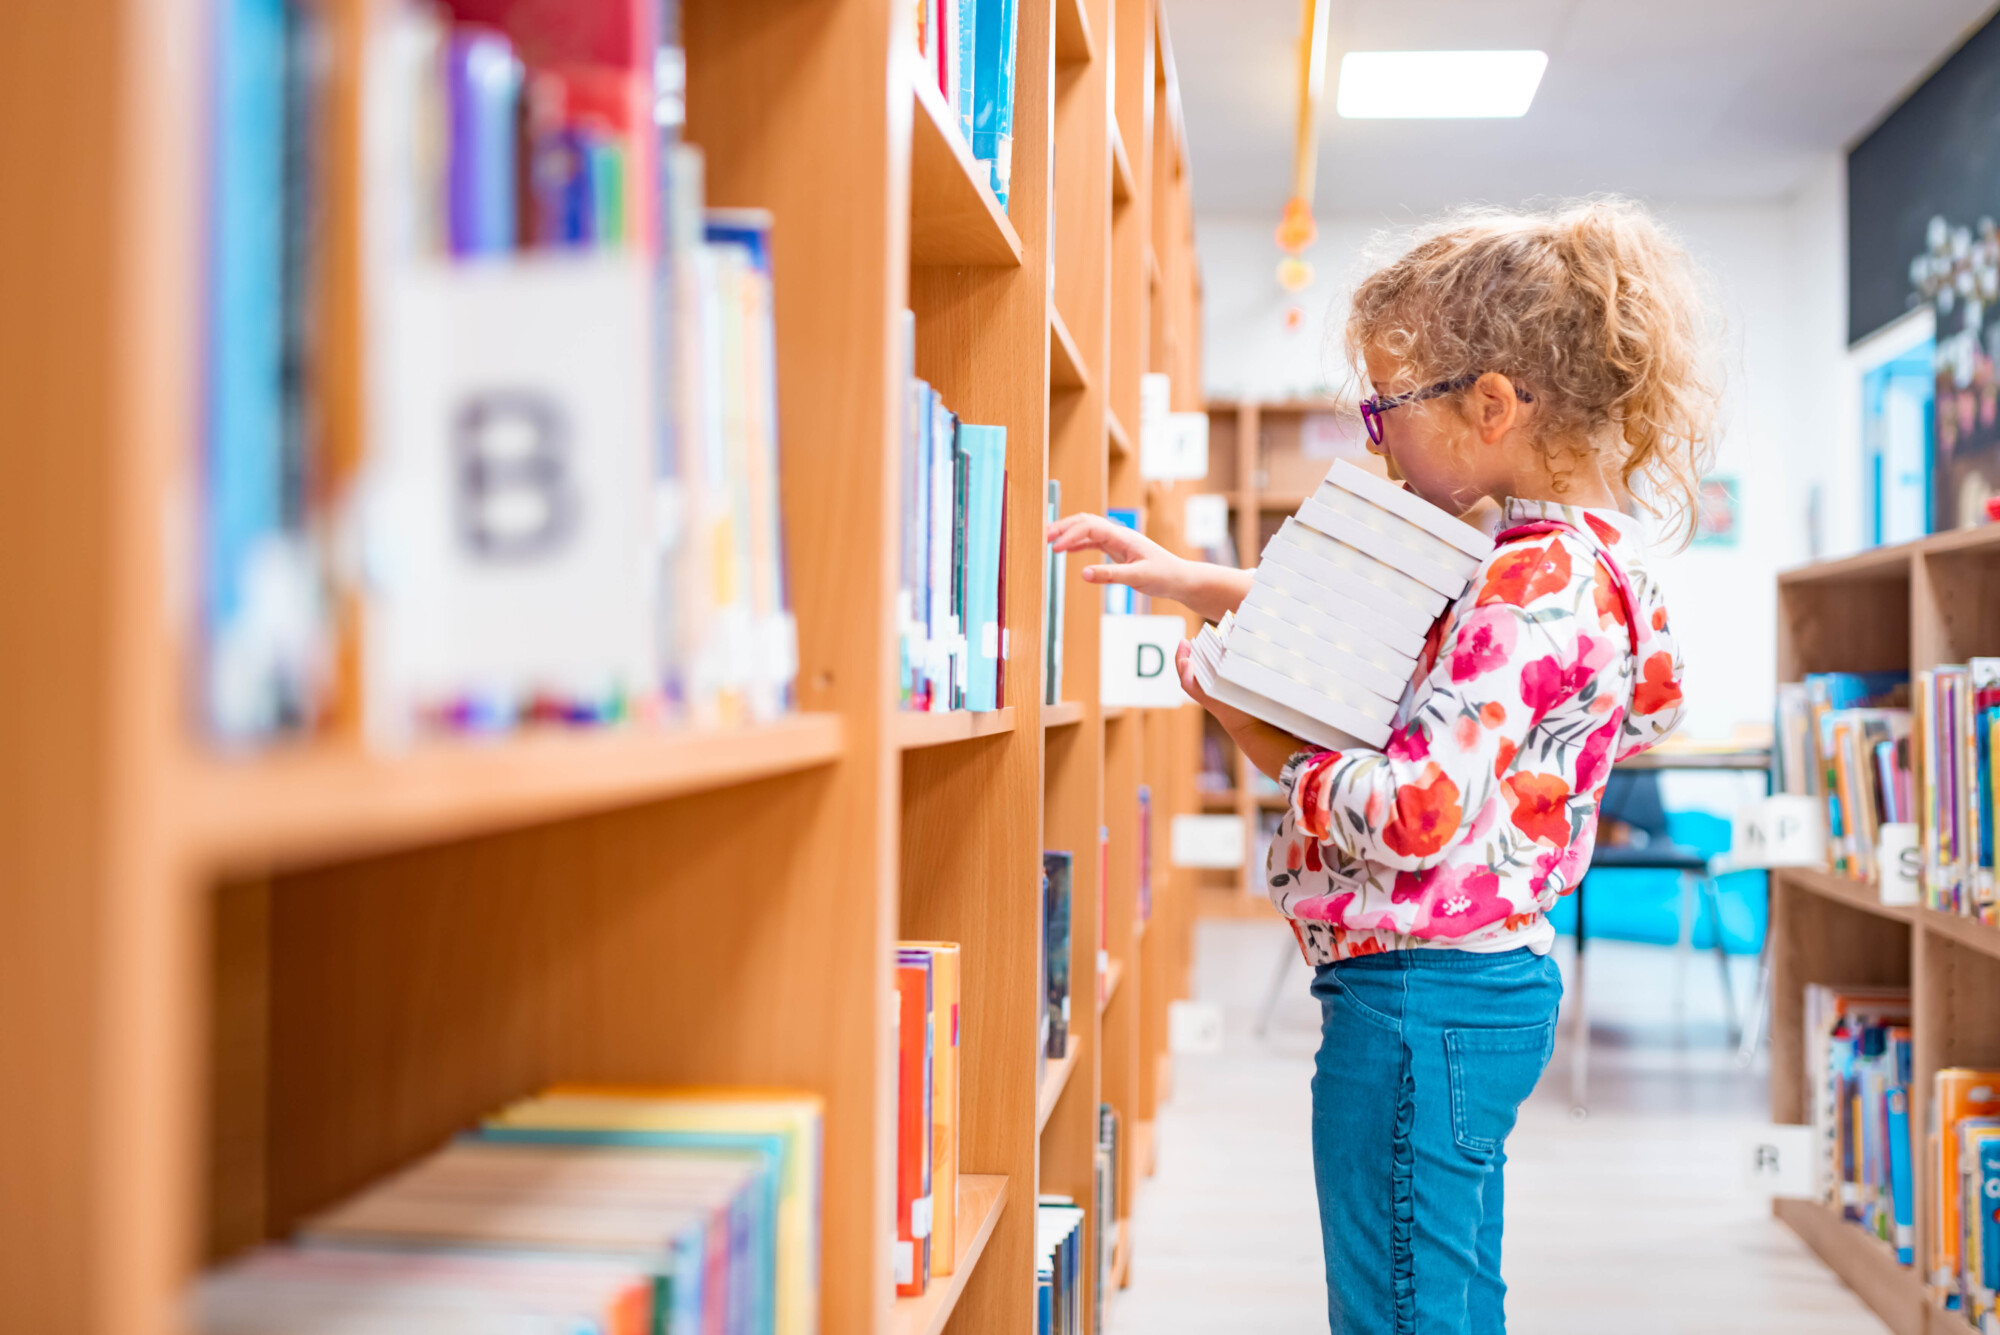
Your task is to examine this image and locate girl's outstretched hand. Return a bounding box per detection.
[1045,512,1189,604]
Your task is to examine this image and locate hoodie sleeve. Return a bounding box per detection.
[1283,532,1637,873]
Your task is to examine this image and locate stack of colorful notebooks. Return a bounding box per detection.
[912,0,1021,208]
[895,942,962,1299]
[193,1085,823,1335]
[1805,985,1914,1263]
[1190,460,1493,750]
[896,314,1010,714]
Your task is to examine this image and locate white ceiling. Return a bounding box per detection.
[1165,0,1999,218]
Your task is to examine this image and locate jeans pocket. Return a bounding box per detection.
[1444,1020,1555,1162]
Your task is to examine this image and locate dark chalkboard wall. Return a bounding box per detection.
[1849,9,2000,345]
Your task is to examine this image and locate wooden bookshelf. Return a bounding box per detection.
[1768,523,2000,1335]
[0,0,1203,1331]
[889,1175,1011,1335]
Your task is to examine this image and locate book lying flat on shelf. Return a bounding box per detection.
[482,1086,826,1335]
[1190,460,1493,752]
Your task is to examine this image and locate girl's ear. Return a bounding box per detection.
[1471,371,1522,444]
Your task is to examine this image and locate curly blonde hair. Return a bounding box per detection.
[1345,198,1720,543]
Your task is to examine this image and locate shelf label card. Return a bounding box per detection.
[1101,614,1192,708]
[1877,822,1921,906]
[1183,493,1230,548]
[1743,1123,1814,1198]
[1171,813,1245,869]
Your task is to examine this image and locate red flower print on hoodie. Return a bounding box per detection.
[1266,499,1686,965]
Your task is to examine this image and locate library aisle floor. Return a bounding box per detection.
[1106,920,1889,1335]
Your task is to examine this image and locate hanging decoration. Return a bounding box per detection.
[1276,0,1330,321]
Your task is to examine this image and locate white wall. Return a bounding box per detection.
[1198,170,1854,743]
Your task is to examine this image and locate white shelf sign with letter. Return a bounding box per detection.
[1100,614,1191,708]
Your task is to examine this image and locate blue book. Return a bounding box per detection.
[473,1126,782,1335]
[956,0,979,144]
[1103,508,1142,615]
[1887,1086,1916,1264]
[960,425,1007,711]
[446,27,522,255]
[1982,1137,2000,1295]
[972,0,1018,207]
[206,0,306,741]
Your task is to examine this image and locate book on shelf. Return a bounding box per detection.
[195,1084,823,1335]
[1045,479,1066,705]
[894,948,935,1297]
[896,340,1008,714]
[202,0,799,746]
[202,0,332,744]
[1094,1103,1121,1327]
[911,0,1018,211]
[1187,460,1492,752]
[1035,1199,1085,1335]
[1933,1068,2000,1313]
[900,941,963,1277]
[1771,671,1918,892]
[1101,508,1146,616]
[1043,850,1074,1061]
[1805,984,1911,1233]
[1137,784,1153,921]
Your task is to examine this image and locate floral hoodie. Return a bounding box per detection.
[1268,497,1685,965]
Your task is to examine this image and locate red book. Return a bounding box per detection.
[895,953,934,1297]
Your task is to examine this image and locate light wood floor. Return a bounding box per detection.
[1106,920,1889,1334]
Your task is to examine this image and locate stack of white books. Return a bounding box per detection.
[1191,460,1495,751]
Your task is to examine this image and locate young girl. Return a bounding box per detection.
[1048,199,1712,1333]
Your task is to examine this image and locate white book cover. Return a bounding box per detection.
[1192,625,1365,752]
[1222,628,1402,728]
[1319,458,1494,560]
[1295,493,1476,598]
[1262,524,1441,639]
[1273,518,1446,619]
[1231,602,1409,706]
[1216,649,1395,748]
[1248,563,1427,662]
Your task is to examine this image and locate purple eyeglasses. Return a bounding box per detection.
[1359,373,1534,445]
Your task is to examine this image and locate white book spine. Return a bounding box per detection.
[1261,528,1440,640]
[1319,459,1495,560]
[1216,650,1396,748]
[1294,495,1476,599]
[1248,563,1427,662]
[1274,518,1447,620]
[1231,602,1410,706]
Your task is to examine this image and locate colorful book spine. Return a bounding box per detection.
[960,425,1007,711]
[446,26,522,256]
[1044,479,1065,705]
[1042,851,1073,1060]
[895,952,934,1297]
[972,0,1019,207]
[903,943,961,1274]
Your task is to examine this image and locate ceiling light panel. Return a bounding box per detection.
[1335,49,1549,119]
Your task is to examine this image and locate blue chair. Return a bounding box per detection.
[1560,771,1746,1116]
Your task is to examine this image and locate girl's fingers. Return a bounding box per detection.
[1080,562,1140,586]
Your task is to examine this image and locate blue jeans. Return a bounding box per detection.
[1309,947,1562,1335]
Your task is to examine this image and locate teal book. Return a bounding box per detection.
[1886,1086,1915,1265]
[972,0,1018,207]
[960,424,1007,711]
[956,0,979,145]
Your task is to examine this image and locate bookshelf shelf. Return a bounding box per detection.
[1106,408,1132,458]
[181,714,846,875]
[1044,701,1086,728]
[910,71,1024,268]
[1772,1199,1928,1335]
[1050,305,1090,391]
[1103,705,1128,721]
[1110,124,1135,204]
[1037,1037,1080,1135]
[1099,958,1124,1013]
[892,707,1016,750]
[889,1175,1010,1335]
[1054,0,1096,66]
[1770,866,1912,925]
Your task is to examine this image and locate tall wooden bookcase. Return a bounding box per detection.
[1768,525,2000,1335]
[0,0,1202,1331]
